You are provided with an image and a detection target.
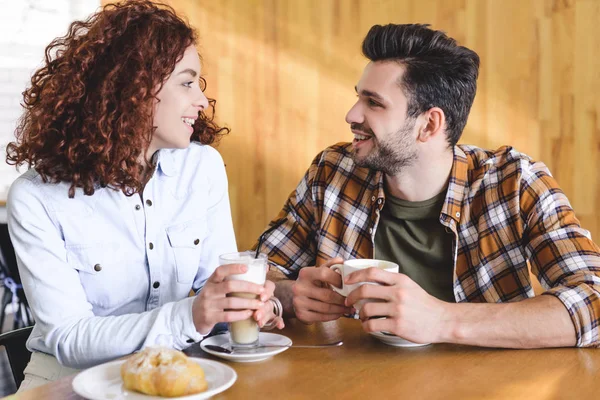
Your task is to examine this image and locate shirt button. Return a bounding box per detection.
[368,228,373,234]
[194,239,200,245]
[455,212,461,218]
[149,242,154,250]
[377,199,382,204]
[94,264,102,272]
[371,196,376,202]
[153,281,160,289]
[135,205,141,210]
[146,199,153,206]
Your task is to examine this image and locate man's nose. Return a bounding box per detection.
[345,102,364,125]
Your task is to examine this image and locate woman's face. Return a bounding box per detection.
[150,44,208,156]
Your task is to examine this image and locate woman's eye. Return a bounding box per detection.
[183,81,194,88]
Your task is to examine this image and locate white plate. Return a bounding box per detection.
[201,332,292,363]
[369,331,431,347]
[72,357,236,400]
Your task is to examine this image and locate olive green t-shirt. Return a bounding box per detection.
[374,190,455,302]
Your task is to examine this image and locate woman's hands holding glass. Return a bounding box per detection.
[191,263,283,335]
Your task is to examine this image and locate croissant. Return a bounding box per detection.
[121,347,208,397]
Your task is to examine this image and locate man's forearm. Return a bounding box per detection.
[441,295,576,348]
[267,268,296,317]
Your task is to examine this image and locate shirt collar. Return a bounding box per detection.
[155,149,178,177]
[372,147,468,226]
[441,145,469,226]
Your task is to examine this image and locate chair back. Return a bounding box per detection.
[0,325,33,387]
[0,224,34,331]
[0,224,20,284]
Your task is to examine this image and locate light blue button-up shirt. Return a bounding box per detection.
[7,143,237,369]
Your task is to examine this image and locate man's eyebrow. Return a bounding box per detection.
[354,86,385,102]
[177,68,197,77]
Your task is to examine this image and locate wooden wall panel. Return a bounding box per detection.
[104,0,600,251]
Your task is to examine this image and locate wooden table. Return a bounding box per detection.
[9,318,600,399]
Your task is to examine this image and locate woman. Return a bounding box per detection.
[6,0,283,390]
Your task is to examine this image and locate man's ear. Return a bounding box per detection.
[417,107,445,142]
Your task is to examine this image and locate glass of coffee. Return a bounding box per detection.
[219,251,268,349]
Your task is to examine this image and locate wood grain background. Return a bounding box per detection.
[103,0,600,251]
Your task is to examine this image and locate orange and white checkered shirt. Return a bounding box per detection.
[255,142,600,347]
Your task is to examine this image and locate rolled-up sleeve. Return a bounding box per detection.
[522,162,600,347]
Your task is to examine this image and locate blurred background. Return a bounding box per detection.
[141,0,600,250]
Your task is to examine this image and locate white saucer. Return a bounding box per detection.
[72,357,236,400]
[369,331,431,347]
[201,332,292,363]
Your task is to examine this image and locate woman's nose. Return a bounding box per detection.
[194,90,209,111]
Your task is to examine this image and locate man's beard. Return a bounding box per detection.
[351,120,418,175]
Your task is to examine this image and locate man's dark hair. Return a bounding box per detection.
[362,24,480,146]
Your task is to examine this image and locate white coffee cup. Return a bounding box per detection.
[219,251,268,349]
[329,259,399,309]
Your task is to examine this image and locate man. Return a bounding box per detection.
[255,24,600,348]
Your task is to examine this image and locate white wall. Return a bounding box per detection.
[0,0,100,201]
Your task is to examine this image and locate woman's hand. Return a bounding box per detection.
[253,280,285,330]
[191,264,266,335]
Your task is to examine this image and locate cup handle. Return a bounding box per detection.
[329,264,344,295]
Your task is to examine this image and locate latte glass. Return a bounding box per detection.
[219,251,268,349]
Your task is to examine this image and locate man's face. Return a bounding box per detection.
[345,61,418,175]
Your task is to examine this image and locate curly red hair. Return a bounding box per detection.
[6,0,229,197]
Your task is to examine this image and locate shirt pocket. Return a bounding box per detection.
[166,220,207,284]
[65,242,132,308]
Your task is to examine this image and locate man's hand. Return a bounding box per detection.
[192,264,267,334]
[291,257,353,324]
[344,268,449,344]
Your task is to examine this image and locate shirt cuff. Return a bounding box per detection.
[170,296,206,349]
[542,285,600,347]
[268,261,295,278]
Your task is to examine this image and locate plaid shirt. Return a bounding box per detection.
[257,142,600,347]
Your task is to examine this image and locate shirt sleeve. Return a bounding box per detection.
[8,177,205,369]
[521,161,600,347]
[192,149,238,293]
[251,153,323,278]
